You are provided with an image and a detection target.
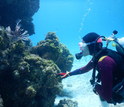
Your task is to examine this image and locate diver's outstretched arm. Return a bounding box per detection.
[58,60,94,79]
[69,60,94,76]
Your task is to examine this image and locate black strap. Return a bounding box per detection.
[90,66,97,86]
[90,48,107,86]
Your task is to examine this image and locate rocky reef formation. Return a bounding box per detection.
[31,32,74,72]
[0,0,39,35]
[0,27,74,107]
[56,99,78,107]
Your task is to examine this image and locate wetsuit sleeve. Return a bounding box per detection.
[95,56,117,102]
[69,60,94,76]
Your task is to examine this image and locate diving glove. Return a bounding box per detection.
[57,72,70,79]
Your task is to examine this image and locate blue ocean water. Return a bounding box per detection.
[30,0,124,107]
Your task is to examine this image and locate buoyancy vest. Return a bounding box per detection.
[91,48,124,103]
[91,48,124,86]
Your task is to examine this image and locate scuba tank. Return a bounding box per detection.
[116,37,124,56]
[102,30,124,56]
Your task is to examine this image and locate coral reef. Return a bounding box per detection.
[0,27,73,107]
[0,0,39,35]
[56,99,78,107]
[0,1,74,106]
[31,32,74,72]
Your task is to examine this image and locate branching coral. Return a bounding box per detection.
[5,20,29,42]
[0,0,40,35]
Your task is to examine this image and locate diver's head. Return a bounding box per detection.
[82,32,103,55]
[76,32,103,59]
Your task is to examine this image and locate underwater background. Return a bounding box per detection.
[31,0,124,107]
[31,0,124,54]
[0,0,124,107]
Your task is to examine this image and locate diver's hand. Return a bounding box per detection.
[57,72,70,79]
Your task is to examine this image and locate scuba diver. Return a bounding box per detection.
[58,31,124,105]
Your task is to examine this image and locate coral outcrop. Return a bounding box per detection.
[0,0,39,35]
[0,0,74,106]
[31,32,74,72]
[56,99,78,107]
[0,27,73,107]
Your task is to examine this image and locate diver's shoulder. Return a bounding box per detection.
[98,56,114,62]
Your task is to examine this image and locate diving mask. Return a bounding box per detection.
[76,38,102,59]
[78,41,96,51]
[79,38,102,51]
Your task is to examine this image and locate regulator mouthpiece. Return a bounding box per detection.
[113,30,118,35]
[75,52,83,60]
